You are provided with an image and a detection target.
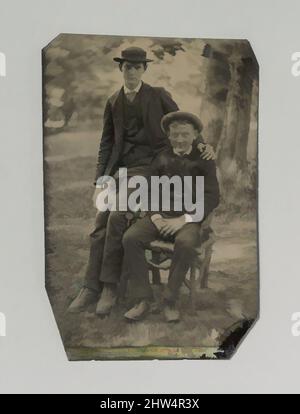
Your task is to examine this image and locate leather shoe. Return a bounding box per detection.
[124,300,149,321]
[96,285,118,316]
[67,288,98,313]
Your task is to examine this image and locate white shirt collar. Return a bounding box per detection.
[173,146,193,156]
[124,81,143,95]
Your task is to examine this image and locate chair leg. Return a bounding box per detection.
[200,247,213,289]
[151,251,162,284]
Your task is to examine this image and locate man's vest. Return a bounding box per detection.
[120,90,154,168]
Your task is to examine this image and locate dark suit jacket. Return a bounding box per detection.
[94,82,179,184]
[149,147,220,223]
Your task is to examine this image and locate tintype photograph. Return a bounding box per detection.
[42,34,259,360]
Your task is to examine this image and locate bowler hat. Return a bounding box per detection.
[161,111,203,134]
[113,47,153,63]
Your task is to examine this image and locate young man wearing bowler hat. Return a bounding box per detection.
[68,47,215,314]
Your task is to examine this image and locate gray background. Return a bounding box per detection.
[0,0,299,394]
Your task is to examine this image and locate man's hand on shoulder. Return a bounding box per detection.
[197,143,216,160]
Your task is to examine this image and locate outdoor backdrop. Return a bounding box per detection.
[42,34,258,356]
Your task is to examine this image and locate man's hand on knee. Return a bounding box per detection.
[159,216,186,237]
[151,215,166,232]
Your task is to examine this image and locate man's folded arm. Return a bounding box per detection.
[94,101,114,185]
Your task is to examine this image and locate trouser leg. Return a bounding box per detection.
[99,210,130,284]
[122,216,159,300]
[99,170,151,285]
[165,223,201,303]
[84,166,151,291]
[83,210,110,292]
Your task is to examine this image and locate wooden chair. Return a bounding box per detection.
[120,212,216,311]
[145,213,216,311]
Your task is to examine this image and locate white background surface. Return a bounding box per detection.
[0,0,300,394]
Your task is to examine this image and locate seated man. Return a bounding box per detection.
[122,111,220,322]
